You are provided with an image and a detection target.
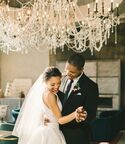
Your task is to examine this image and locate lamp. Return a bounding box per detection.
[0,105,8,122]
[0,0,120,54]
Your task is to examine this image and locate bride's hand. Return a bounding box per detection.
[75,106,87,122]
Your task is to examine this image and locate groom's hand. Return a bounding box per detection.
[75,107,87,123]
[43,115,50,126]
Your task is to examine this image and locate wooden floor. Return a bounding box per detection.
[117,131,125,144]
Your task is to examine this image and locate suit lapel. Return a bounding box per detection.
[63,74,86,105]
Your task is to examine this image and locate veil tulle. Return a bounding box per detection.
[12,73,46,143]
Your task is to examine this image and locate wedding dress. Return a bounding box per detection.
[27,96,66,144]
[12,73,66,144]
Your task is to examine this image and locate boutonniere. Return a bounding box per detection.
[72,83,81,94]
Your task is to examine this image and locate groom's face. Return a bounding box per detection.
[64,62,83,80]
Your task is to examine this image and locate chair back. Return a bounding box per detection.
[0,123,14,131]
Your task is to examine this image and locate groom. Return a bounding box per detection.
[58,53,99,144]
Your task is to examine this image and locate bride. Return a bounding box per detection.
[12,67,84,144]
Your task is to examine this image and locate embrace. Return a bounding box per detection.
[12,54,99,144]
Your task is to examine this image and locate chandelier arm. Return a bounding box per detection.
[0,0,120,54]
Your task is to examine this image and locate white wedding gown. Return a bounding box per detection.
[27,96,66,144]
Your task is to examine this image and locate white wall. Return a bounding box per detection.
[1,49,49,92]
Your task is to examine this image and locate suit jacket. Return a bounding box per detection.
[58,73,99,144]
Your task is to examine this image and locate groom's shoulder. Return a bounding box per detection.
[57,90,64,96]
[57,90,64,102]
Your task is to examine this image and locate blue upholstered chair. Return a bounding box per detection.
[0,123,14,131]
[11,109,20,124]
[0,123,18,144]
[90,109,125,142]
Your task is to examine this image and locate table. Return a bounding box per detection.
[0,130,12,138]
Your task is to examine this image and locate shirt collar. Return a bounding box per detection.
[73,72,83,84]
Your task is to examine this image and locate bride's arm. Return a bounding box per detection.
[43,92,77,125]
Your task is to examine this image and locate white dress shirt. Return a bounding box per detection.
[64,72,83,98]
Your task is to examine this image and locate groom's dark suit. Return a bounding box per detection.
[58,73,99,144]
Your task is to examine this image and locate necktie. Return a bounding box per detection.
[63,79,73,105]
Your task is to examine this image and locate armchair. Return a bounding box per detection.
[11,109,20,124]
[0,123,18,144]
[90,109,125,142]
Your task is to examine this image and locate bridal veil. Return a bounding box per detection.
[12,73,46,143]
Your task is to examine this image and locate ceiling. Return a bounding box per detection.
[2,0,125,17]
[4,0,95,7]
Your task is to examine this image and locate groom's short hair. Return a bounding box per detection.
[67,53,85,70]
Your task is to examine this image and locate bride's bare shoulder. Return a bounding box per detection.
[43,92,57,108]
[44,91,56,102]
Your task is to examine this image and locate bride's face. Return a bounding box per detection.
[46,76,61,94]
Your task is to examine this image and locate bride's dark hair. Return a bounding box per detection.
[43,67,62,81]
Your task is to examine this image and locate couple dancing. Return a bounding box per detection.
[12,54,99,144]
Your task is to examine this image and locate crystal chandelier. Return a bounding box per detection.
[0,0,120,54]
